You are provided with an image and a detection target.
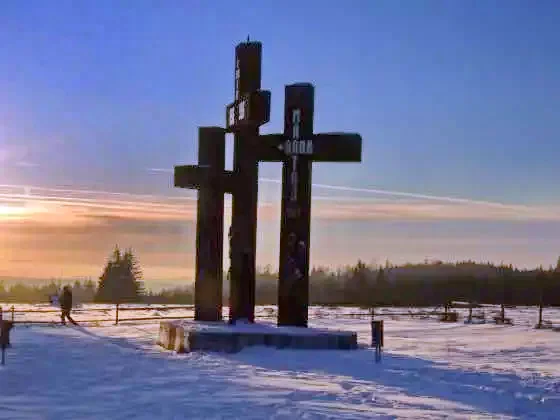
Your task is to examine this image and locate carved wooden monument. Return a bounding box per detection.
[175,40,362,327]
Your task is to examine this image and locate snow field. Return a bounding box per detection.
[1,305,560,419]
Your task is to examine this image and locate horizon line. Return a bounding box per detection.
[1,257,553,284]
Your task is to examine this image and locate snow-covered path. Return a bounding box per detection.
[2,311,560,419]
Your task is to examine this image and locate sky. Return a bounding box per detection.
[1,1,560,284]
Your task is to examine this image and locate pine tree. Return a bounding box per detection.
[351,260,371,306]
[374,267,389,306]
[95,246,145,303]
[84,279,96,302]
[122,248,145,297]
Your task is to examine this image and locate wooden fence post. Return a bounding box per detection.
[115,304,119,325]
[371,320,383,362]
[500,303,505,323]
[538,277,544,328]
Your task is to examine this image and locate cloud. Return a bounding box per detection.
[0,184,200,279]
[311,201,560,222]
[0,181,559,280]
[15,161,39,168]
[0,181,558,227]
[144,168,560,219]
[258,178,536,210]
[149,166,543,210]
[0,207,198,280]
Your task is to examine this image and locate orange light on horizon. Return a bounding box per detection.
[0,203,50,220]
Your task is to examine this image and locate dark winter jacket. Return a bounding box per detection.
[59,288,73,311]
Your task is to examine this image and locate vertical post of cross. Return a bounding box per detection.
[195,127,226,321]
[278,84,314,327]
[228,41,262,323]
[174,127,229,322]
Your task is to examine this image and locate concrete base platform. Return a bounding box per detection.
[157,321,358,353]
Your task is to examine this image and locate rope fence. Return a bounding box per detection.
[0,304,450,325]
[1,303,557,327]
[0,304,199,325]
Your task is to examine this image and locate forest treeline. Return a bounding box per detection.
[255,259,560,306]
[1,248,559,306]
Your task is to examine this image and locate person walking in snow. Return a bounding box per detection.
[59,286,77,325]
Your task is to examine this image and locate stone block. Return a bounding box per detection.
[159,321,359,353]
[174,325,186,353]
[158,321,177,351]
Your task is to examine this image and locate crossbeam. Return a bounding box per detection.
[174,165,236,193]
[257,133,362,162]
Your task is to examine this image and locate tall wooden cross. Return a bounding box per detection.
[174,41,362,328]
[257,83,362,327]
[174,41,270,323]
[174,127,232,321]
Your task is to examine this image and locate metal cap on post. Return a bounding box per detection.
[234,41,262,100]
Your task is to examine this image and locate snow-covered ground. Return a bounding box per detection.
[2,305,560,419]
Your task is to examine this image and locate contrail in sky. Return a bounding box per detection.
[0,174,557,221]
[0,168,543,214]
[0,183,195,202]
[147,167,521,208]
[257,178,525,209]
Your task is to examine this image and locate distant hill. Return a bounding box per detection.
[0,260,547,292]
[384,262,517,282]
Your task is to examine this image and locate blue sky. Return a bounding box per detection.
[1,1,559,280]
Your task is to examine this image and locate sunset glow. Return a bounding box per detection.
[2,1,559,285]
[0,180,559,282]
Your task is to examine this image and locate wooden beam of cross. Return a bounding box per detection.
[256,83,362,327]
[174,164,236,193]
[225,41,271,325]
[174,40,272,325]
[256,132,362,162]
[174,126,230,322]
